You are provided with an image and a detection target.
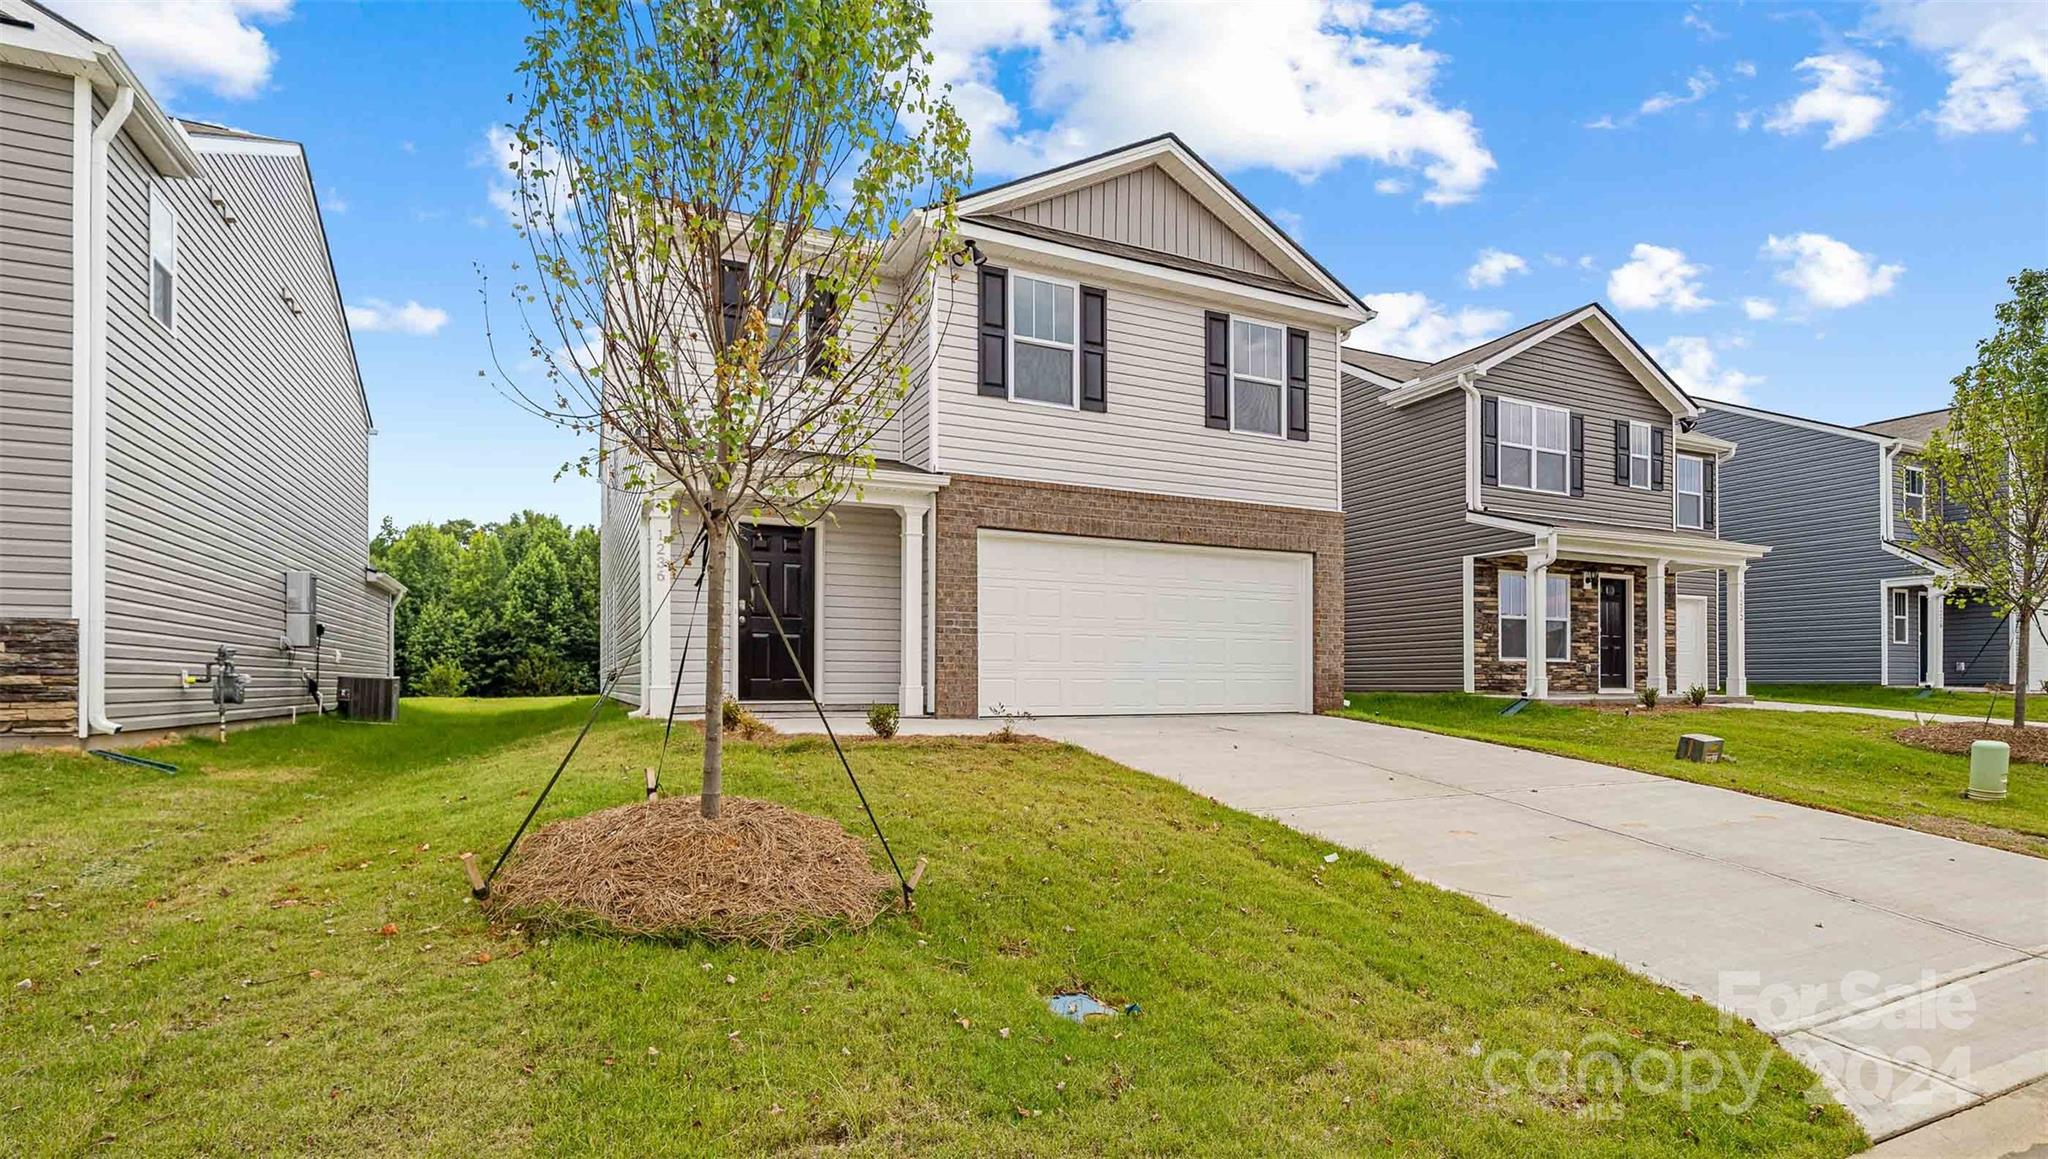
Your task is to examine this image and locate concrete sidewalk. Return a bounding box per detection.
[784,711,2048,1141]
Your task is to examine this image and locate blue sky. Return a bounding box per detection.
[67,1,2048,529]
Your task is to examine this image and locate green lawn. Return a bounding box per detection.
[1751,683,2016,718]
[1338,693,2048,857]
[0,699,1863,1156]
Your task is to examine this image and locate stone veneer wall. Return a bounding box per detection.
[0,618,79,739]
[933,474,1345,718]
[1473,562,1676,696]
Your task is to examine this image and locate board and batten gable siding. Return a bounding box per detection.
[1341,379,1525,691]
[1695,407,1909,683]
[0,64,75,617]
[1478,325,1682,534]
[994,163,1285,280]
[97,126,390,729]
[929,267,1342,511]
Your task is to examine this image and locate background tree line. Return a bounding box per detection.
[370,512,600,697]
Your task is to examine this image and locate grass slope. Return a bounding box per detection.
[0,699,1863,1156]
[1339,693,2047,857]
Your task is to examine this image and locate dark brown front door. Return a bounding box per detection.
[738,524,813,701]
[1598,578,1628,691]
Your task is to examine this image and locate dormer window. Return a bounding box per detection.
[1904,466,1925,518]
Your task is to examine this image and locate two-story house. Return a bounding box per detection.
[1341,304,1770,699]
[602,135,1369,718]
[0,0,400,744]
[1698,402,2040,689]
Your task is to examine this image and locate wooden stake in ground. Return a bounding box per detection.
[645,768,659,802]
[460,852,487,898]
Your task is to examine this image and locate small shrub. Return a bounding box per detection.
[866,703,899,740]
[507,648,578,696]
[1638,686,1660,709]
[1685,684,1709,707]
[720,696,772,740]
[987,702,1035,743]
[415,658,468,697]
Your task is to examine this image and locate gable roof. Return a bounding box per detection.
[951,134,1369,319]
[1376,302,1700,418]
[2,0,200,178]
[1860,407,1950,444]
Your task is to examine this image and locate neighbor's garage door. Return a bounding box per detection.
[976,530,1312,716]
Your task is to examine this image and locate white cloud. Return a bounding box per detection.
[1346,291,1510,361]
[345,299,448,336]
[1584,114,1620,130]
[1683,6,1724,41]
[477,126,576,229]
[929,0,1496,206]
[324,187,348,214]
[1641,69,1717,115]
[1608,243,1713,312]
[1655,335,1762,404]
[1762,232,1903,309]
[1270,208,1306,240]
[1741,297,1778,320]
[1765,53,1889,147]
[1465,248,1528,289]
[49,0,291,99]
[1733,109,1757,131]
[1373,177,1409,195]
[1733,60,1758,79]
[1870,1,2048,134]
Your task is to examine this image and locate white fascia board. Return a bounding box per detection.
[1676,429,1738,459]
[1549,525,1771,566]
[185,134,302,158]
[90,48,201,177]
[364,569,409,600]
[1466,510,1549,537]
[960,220,1367,328]
[1880,540,1953,578]
[1387,307,1697,418]
[1340,360,1412,391]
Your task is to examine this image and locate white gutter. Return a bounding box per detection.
[1457,369,1486,511]
[81,82,134,737]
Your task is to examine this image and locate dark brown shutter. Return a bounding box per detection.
[1652,427,1667,490]
[1285,327,1309,441]
[1570,414,1585,496]
[805,276,836,376]
[977,265,1007,398]
[1703,459,1717,530]
[1613,420,1630,485]
[1080,285,1107,412]
[1203,311,1230,428]
[719,260,747,347]
[1480,395,1499,486]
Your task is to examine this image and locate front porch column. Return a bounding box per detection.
[1649,558,1668,694]
[1728,563,1748,698]
[1927,587,1947,688]
[639,502,674,716]
[1527,554,1549,699]
[897,501,928,715]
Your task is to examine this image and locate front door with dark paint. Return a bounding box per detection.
[738,524,813,701]
[1598,578,1628,691]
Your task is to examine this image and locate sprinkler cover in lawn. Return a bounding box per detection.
[1046,992,1119,1023]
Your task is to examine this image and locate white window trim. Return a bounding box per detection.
[1499,567,1570,664]
[1904,466,1926,518]
[148,184,177,334]
[1628,420,1654,490]
[1228,313,1289,440]
[1496,395,1572,496]
[1544,571,1570,664]
[1676,452,1707,530]
[1006,269,1080,411]
[1499,567,1530,663]
[1892,589,1910,645]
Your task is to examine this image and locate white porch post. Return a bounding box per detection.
[1649,558,1668,694]
[639,503,673,717]
[897,500,928,715]
[1927,587,1947,688]
[1728,563,1748,698]
[1527,554,1549,699]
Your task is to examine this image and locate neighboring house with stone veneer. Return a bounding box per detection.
[1697,402,2045,690]
[1341,304,1770,699]
[602,135,1367,719]
[0,0,399,744]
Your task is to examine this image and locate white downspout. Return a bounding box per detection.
[83,84,135,737]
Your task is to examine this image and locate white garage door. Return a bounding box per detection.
[977,530,1312,716]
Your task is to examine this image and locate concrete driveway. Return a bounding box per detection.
[998,713,2048,1141]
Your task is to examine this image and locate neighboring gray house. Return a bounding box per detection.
[0,0,400,744]
[1341,304,1769,699]
[603,135,1369,719]
[1698,401,2040,689]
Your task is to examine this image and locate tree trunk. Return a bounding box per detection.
[2015,605,2033,729]
[700,518,727,819]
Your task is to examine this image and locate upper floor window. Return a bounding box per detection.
[1230,318,1286,437]
[1904,466,1926,518]
[1499,397,1571,494]
[149,186,177,331]
[764,282,799,361]
[1677,453,1706,529]
[1628,421,1653,489]
[1009,272,1077,407]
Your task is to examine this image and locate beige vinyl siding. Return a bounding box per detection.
[818,505,900,703]
[896,268,934,468]
[996,164,1284,279]
[0,64,75,617]
[97,128,388,728]
[930,270,1342,511]
[1480,326,1679,533]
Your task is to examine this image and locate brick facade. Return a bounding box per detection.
[932,474,1344,717]
[1472,561,1677,697]
[0,618,79,739]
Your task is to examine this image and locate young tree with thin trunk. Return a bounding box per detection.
[491,0,969,817]
[1912,269,2048,726]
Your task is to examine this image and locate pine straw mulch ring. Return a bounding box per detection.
[482,796,899,948]
[1893,722,2048,767]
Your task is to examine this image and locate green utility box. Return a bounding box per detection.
[1967,740,2009,801]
